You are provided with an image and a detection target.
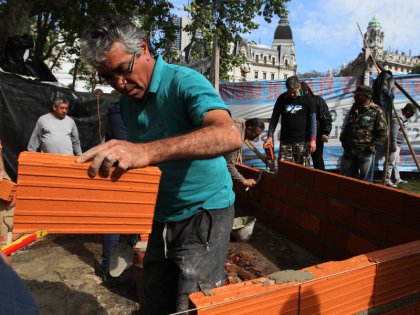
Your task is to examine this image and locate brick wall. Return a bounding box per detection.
[190,240,420,314]
[234,162,420,260]
[188,162,420,314]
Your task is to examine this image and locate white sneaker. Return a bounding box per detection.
[396,180,408,185]
[385,181,397,188]
[109,243,133,277]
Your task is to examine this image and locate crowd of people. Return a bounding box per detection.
[1,15,418,315]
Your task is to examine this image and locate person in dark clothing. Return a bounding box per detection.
[301,81,332,170]
[0,251,39,315]
[101,101,138,285]
[265,76,316,166]
[105,101,128,141]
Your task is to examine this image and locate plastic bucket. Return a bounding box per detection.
[231,216,256,242]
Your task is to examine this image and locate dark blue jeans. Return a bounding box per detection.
[341,150,375,182]
[102,234,120,272]
[140,206,234,315]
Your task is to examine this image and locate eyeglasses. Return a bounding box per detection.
[98,51,139,85]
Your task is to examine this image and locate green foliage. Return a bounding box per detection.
[0,0,177,89]
[184,0,290,80]
[69,58,98,92]
[411,64,420,74]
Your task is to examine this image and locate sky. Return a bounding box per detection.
[170,0,420,74]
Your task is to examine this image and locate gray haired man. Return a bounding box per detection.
[78,16,241,314]
[28,98,82,156]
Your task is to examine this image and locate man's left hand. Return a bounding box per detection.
[309,140,316,153]
[321,135,329,143]
[243,178,256,188]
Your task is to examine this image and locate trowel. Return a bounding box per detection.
[245,170,262,191]
[109,235,134,277]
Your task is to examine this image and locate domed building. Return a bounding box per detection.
[230,15,297,82]
[341,16,420,80]
[365,16,420,76]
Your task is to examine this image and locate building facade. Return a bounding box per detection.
[174,15,297,82]
[364,16,420,76]
[170,16,193,61]
[343,16,420,80]
[230,15,297,82]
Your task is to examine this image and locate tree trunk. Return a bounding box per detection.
[72,58,79,90]
[211,34,220,92]
[210,0,220,92]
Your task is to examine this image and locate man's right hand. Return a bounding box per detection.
[264,136,273,146]
[76,139,151,179]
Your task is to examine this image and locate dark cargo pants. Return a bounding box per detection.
[140,205,234,315]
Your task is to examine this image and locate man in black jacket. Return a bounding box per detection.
[301,81,332,170]
[264,76,316,166]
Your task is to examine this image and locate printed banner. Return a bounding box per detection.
[220,75,420,171]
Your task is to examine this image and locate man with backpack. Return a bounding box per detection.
[301,81,332,170]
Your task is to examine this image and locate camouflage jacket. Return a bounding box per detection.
[340,102,388,153]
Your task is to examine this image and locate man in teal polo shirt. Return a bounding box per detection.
[79,16,242,314]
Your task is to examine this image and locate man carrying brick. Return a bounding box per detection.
[78,16,242,315]
[264,76,317,166]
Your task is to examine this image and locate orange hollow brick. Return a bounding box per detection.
[0,178,17,201]
[14,151,161,235]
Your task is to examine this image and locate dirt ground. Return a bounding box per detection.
[9,220,322,315]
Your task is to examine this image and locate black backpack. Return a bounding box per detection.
[372,70,395,113]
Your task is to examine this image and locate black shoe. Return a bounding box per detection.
[102,272,120,287]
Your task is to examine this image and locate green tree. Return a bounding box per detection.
[297,70,327,79]
[412,64,420,74]
[0,0,177,88]
[69,58,98,92]
[184,0,290,87]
